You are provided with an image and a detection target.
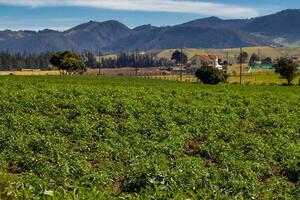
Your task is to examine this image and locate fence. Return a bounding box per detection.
[141,75,198,83]
[141,71,299,85]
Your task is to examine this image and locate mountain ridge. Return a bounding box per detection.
[0,9,300,53]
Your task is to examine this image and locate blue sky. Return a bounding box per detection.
[0,0,299,31]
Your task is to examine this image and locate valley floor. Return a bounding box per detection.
[2,67,298,85]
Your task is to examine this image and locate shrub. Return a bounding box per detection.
[195,65,227,84]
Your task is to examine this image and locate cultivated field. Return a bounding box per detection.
[0,76,299,199]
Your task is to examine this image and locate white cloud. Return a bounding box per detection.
[0,0,258,18]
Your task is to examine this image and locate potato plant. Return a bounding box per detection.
[0,76,299,199]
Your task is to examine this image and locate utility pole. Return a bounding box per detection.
[226,51,229,71]
[135,50,139,77]
[240,47,243,85]
[98,50,101,76]
[180,47,183,82]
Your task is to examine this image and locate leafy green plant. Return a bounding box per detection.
[0,76,299,199]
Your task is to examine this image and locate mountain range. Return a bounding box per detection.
[1,9,300,53]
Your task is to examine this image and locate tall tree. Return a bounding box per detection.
[83,50,98,68]
[171,50,188,65]
[237,52,248,64]
[50,51,86,74]
[249,53,259,67]
[262,57,272,65]
[0,51,52,70]
[274,58,298,85]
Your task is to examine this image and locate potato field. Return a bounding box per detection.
[0,76,299,199]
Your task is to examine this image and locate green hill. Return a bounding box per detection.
[222,46,283,62]
[156,48,207,60]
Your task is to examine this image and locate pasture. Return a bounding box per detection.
[0,70,60,76]
[0,76,299,199]
[144,72,300,85]
[96,46,285,64]
[155,46,284,63]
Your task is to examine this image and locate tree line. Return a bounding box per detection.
[0,51,173,70]
[237,51,273,66]
[0,51,53,70]
[87,52,172,68]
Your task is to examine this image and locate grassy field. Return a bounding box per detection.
[145,73,300,85]
[1,68,299,85]
[98,46,284,62]
[229,73,299,85]
[221,46,283,62]
[0,70,60,76]
[156,48,208,60]
[0,76,299,199]
[86,67,165,76]
[155,46,283,61]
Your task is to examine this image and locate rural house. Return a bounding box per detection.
[187,54,223,74]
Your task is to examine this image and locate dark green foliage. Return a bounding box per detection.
[195,65,228,84]
[83,50,98,68]
[91,52,159,68]
[171,50,188,64]
[99,52,171,68]
[249,53,260,67]
[0,51,52,70]
[0,76,299,199]
[274,58,298,85]
[50,51,86,74]
[237,51,249,64]
[262,57,272,65]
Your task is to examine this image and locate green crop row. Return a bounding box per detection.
[0,76,299,199]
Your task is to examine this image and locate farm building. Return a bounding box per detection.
[187,54,223,74]
[170,67,186,75]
